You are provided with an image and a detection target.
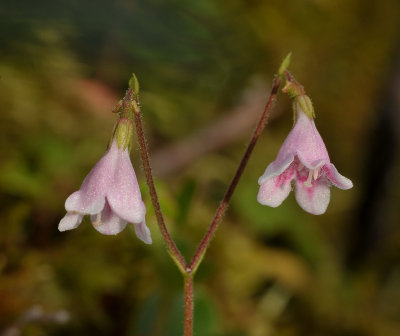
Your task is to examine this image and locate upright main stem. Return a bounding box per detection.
[183,275,194,336]
[189,76,282,272]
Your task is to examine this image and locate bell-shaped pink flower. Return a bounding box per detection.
[59,140,152,244]
[257,105,353,215]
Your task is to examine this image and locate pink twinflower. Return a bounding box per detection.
[58,138,151,244]
[257,102,353,215]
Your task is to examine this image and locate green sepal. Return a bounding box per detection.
[114,117,134,151]
[129,73,140,96]
[131,100,140,113]
[282,80,304,98]
[294,95,315,120]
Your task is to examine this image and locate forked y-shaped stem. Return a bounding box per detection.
[130,54,288,335]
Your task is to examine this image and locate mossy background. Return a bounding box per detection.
[1,0,400,335]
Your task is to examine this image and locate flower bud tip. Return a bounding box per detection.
[278,52,292,77]
[129,73,140,96]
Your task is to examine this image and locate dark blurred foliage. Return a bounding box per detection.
[1,0,400,335]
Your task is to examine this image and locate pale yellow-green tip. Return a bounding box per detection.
[278,52,292,77]
[129,73,140,96]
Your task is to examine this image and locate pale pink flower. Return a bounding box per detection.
[257,107,353,215]
[59,140,151,243]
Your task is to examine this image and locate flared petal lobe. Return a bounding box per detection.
[258,154,294,184]
[90,200,128,235]
[65,191,105,216]
[324,163,353,190]
[258,165,295,207]
[294,177,331,215]
[134,221,152,245]
[59,213,84,232]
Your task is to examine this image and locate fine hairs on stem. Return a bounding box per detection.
[131,94,188,274]
[189,75,281,274]
[130,54,290,336]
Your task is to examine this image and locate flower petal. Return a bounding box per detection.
[258,154,294,185]
[90,201,127,235]
[107,149,146,224]
[65,191,105,215]
[134,221,152,244]
[66,141,119,215]
[277,109,330,168]
[324,163,353,190]
[257,167,294,207]
[58,212,83,232]
[294,178,330,215]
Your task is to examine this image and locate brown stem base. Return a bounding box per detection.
[184,276,194,336]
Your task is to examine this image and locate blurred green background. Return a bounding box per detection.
[1,0,400,335]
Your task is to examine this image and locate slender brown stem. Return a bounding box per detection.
[127,70,282,336]
[132,96,187,273]
[183,275,194,336]
[189,76,282,273]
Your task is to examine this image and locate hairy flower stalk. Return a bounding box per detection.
[257,73,353,214]
[128,77,188,274]
[58,96,151,243]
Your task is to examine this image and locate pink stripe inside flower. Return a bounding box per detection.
[257,106,353,215]
[59,140,151,244]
